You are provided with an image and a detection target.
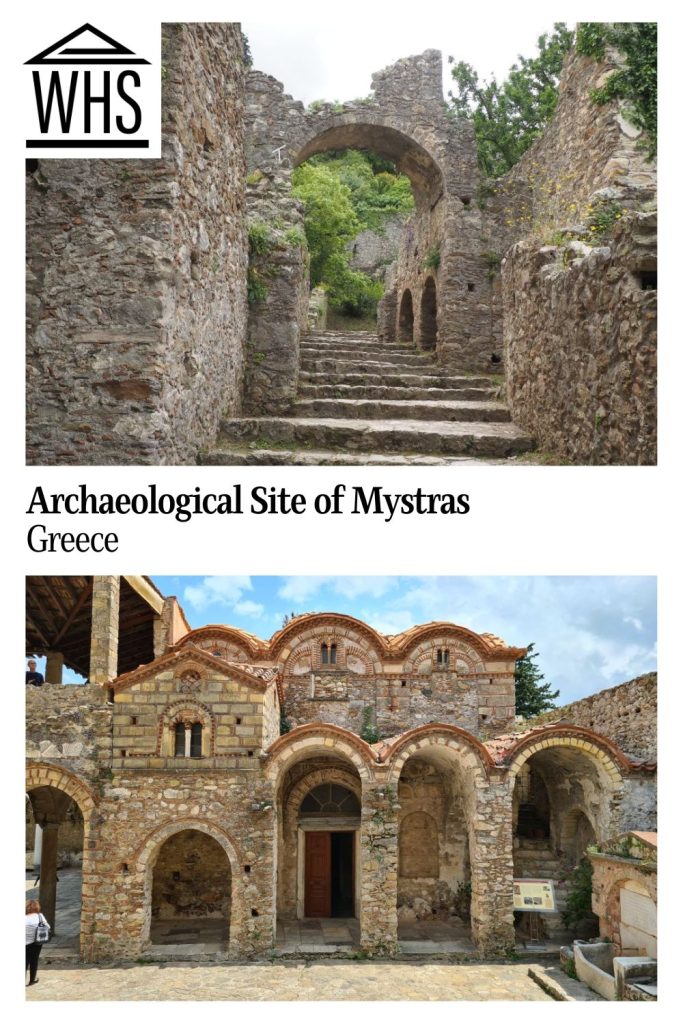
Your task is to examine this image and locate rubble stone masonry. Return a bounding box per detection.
[26,24,248,464]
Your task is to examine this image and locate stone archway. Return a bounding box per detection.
[25,763,98,955]
[419,277,437,351]
[398,290,414,343]
[135,819,245,956]
[383,727,513,955]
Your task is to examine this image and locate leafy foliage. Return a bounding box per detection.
[576,22,657,159]
[514,643,559,717]
[449,24,574,176]
[360,706,380,744]
[561,858,595,929]
[292,150,413,316]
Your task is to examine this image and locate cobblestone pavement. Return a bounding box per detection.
[26,961,554,1000]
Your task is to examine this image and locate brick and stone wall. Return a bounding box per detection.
[26,24,248,465]
[528,673,657,761]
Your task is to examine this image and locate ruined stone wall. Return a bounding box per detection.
[25,685,112,786]
[529,674,657,761]
[491,45,657,463]
[26,24,248,465]
[503,210,656,464]
[493,48,656,242]
[243,169,309,414]
[348,215,407,279]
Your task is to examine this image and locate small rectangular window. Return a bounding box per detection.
[330,643,337,665]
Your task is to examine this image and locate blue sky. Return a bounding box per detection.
[149,576,656,706]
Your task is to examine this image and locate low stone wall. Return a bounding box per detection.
[26,24,248,465]
[528,673,656,762]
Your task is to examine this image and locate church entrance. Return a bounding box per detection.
[304,830,355,918]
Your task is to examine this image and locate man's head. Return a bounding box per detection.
[27,659,37,672]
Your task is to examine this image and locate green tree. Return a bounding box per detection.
[514,643,559,717]
[291,159,384,315]
[449,23,574,176]
[576,22,656,159]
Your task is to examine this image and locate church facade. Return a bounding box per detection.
[26,576,657,960]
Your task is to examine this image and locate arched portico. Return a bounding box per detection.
[25,763,98,955]
[135,818,245,956]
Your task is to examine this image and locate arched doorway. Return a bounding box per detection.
[25,766,95,953]
[396,749,473,950]
[267,729,370,950]
[149,829,232,949]
[419,277,437,350]
[510,739,621,944]
[398,289,414,343]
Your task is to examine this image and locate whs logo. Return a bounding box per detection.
[24,22,160,157]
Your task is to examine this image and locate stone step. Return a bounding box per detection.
[291,397,511,423]
[199,447,524,466]
[215,416,535,458]
[299,371,496,389]
[298,383,496,401]
[300,344,428,358]
[301,355,437,373]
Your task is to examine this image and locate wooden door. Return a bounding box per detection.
[305,831,331,917]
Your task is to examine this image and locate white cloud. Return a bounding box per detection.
[234,600,265,619]
[277,576,398,603]
[183,576,254,613]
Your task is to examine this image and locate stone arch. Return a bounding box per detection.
[506,728,628,786]
[134,818,245,955]
[506,728,628,865]
[419,277,437,351]
[382,725,494,784]
[25,763,98,956]
[25,762,98,820]
[265,724,376,783]
[398,623,491,668]
[398,289,414,343]
[270,613,385,666]
[381,728,513,952]
[292,119,445,208]
[177,626,261,661]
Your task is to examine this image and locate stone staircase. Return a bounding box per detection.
[201,330,535,465]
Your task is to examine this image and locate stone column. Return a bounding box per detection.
[89,576,120,686]
[33,823,42,873]
[359,779,398,953]
[45,651,64,685]
[469,780,516,955]
[184,724,191,758]
[38,822,60,933]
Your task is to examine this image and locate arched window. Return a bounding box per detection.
[321,643,329,665]
[436,648,449,668]
[330,643,337,665]
[300,784,360,816]
[174,722,185,756]
[190,722,202,758]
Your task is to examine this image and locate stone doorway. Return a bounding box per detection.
[26,788,84,946]
[149,829,231,952]
[304,830,355,918]
[419,277,437,351]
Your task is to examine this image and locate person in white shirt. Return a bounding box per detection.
[25,899,49,986]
